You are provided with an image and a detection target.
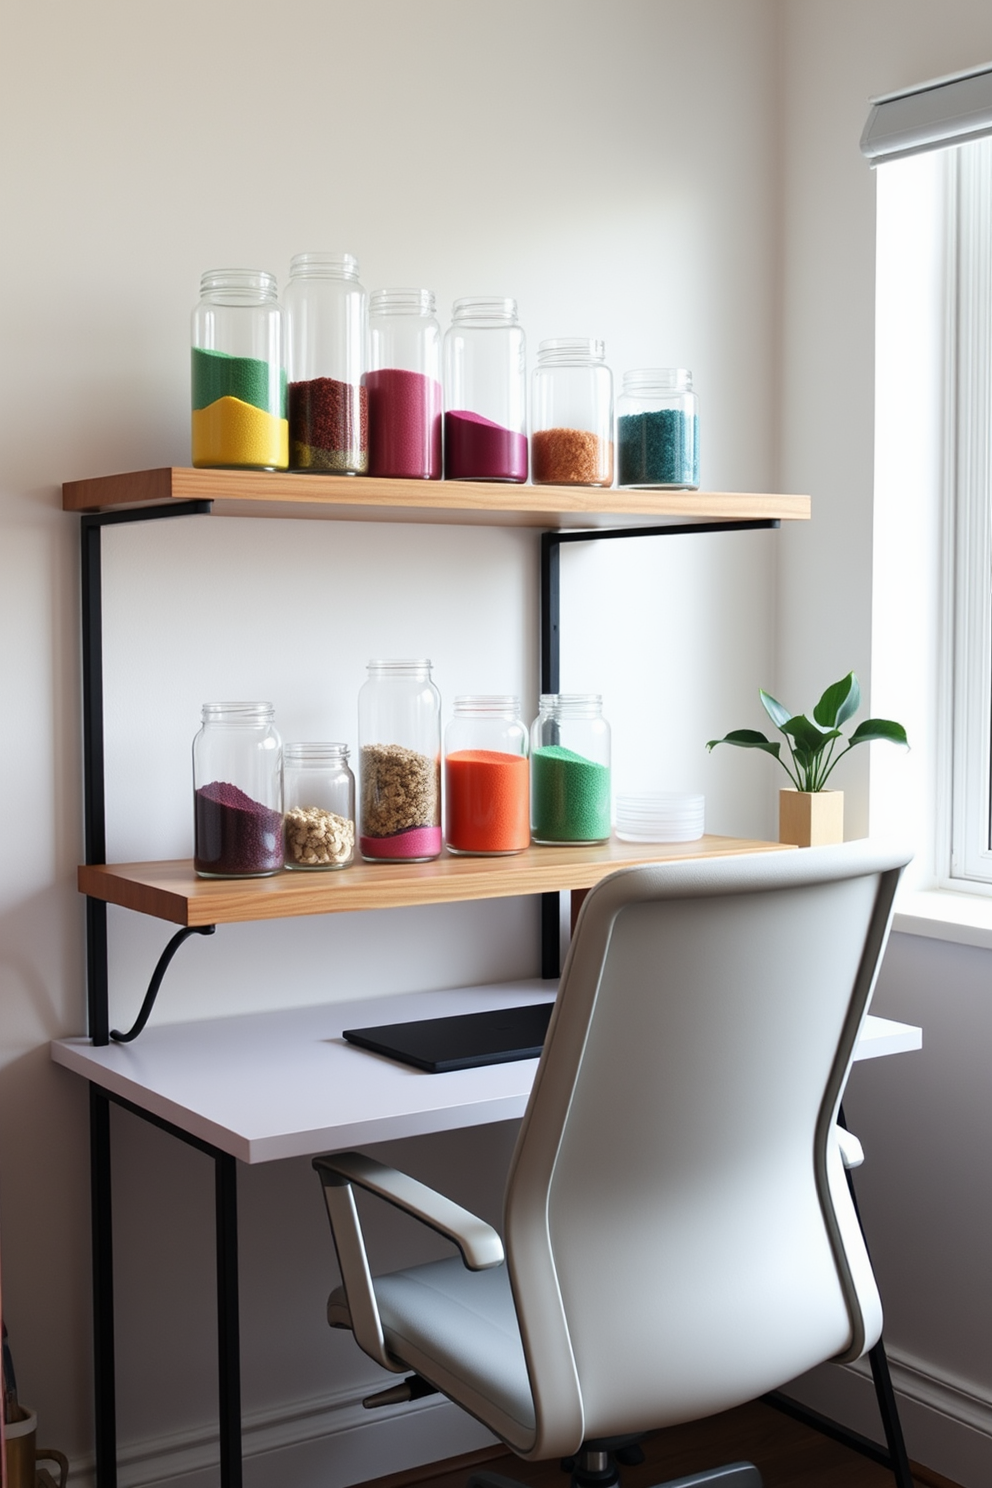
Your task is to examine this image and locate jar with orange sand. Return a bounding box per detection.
[444,696,530,854]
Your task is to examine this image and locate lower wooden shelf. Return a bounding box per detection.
[78,835,791,927]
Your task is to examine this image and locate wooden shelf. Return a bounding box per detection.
[78,836,791,927]
[62,467,811,530]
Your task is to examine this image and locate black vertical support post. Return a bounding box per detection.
[540,533,562,979]
[82,516,110,1046]
[216,1153,243,1488]
[90,1085,117,1488]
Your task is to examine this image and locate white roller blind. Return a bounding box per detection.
[862,63,992,165]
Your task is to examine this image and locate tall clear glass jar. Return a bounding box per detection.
[193,702,283,877]
[617,368,699,489]
[530,694,611,845]
[367,289,442,479]
[285,252,368,474]
[444,696,529,855]
[358,660,442,860]
[443,298,527,482]
[283,743,355,869]
[191,269,287,470]
[531,339,613,487]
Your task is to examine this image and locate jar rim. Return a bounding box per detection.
[451,296,518,324]
[537,337,605,366]
[453,694,521,711]
[370,288,436,316]
[199,269,278,304]
[200,701,276,721]
[284,742,351,762]
[289,252,360,281]
[366,658,433,674]
[538,693,604,716]
[622,367,693,392]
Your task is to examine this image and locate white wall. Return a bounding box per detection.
[0,3,782,1485]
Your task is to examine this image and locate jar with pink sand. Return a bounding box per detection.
[367,290,442,479]
[443,298,527,481]
[358,660,442,861]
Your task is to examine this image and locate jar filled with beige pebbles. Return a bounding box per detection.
[358,659,442,861]
[283,743,355,870]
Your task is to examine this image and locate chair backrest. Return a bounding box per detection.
[503,840,909,1458]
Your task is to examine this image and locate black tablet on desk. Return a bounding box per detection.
[342,1001,555,1073]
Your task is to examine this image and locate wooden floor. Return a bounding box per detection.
[357,1401,961,1488]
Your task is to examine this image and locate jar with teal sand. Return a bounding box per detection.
[530,695,611,844]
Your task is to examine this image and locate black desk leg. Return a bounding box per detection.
[90,1084,117,1488]
[215,1152,243,1488]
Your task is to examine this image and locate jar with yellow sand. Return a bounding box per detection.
[191,269,288,469]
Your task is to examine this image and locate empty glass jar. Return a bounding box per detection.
[283,743,356,869]
[193,702,283,877]
[443,299,527,481]
[531,339,613,487]
[444,696,530,855]
[285,252,368,474]
[191,270,287,470]
[367,290,442,479]
[530,694,611,844]
[358,660,442,860]
[617,368,699,488]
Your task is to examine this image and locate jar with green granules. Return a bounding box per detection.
[530,694,611,844]
[617,368,699,489]
[191,269,288,469]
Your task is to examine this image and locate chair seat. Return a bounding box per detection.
[329,1257,536,1444]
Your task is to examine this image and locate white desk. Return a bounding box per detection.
[51,978,922,1164]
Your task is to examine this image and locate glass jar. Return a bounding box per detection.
[531,339,613,487]
[367,289,442,479]
[285,252,368,475]
[443,298,527,482]
[358,660,442,860]
[283,743,356,869]
[530,694,611,844]
[193,702,283,877]
[617,368,699,489]
[444,696,530,855]
[191,269,287,470]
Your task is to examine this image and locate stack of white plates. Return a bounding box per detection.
[615,792,705,843]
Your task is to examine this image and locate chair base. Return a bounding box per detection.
[468,1457,762,1488]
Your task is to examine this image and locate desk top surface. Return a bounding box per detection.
[51,980,923,1165]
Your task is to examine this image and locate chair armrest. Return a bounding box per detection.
[835,1125,865,1169]
[313,1152,505,1270]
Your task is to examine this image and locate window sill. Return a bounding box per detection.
[893,887,992,950]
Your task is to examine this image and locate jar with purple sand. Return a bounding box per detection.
[193,702,283,877]
[617,368,699,489]
[443,298,527,481]
[367,289,442,479]
[531,339,613,487]
[285,252,368,474]
[358,660,442,861]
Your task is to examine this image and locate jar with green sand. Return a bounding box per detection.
[530,694,611,844]
[191,269,288,469]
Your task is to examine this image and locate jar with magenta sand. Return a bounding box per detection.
[283,743,355,869]
[359,660,442,860]
[191,270,288,469]
[531,339,613,487]
[193,703,284,877]
[285,253,368,474]
[617,368,699,489]
[367,290,442,479]
[443,299,527,481]
[445,696,530,855]
[530,695,611,844]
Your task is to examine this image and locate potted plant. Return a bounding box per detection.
[706,672,908,846]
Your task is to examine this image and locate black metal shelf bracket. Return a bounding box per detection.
[110,924,217,1043]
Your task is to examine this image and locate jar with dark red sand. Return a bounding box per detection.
[285,253,368,474]
[445,696,529,855]
[193,703,283,878]
[367,290,442,479]
[443,299,527,481]
[531,339,613,486]
[358,660,441,861]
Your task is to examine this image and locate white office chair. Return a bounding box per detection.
[314,840,910,1488]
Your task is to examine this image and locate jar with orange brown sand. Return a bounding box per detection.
[531,338,613,486]
[444,696,529,854]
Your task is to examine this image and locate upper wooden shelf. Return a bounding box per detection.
[63,467,811,530]
[79,836,790,927]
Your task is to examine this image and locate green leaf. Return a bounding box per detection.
[814,672,861,729]
[706,730,782,759]
[848,718,909,747]
[759,690,792,729]
[782,714,841,756]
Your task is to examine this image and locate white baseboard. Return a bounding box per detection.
[63,1382,498,1488]
[784,1344,992,1488]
